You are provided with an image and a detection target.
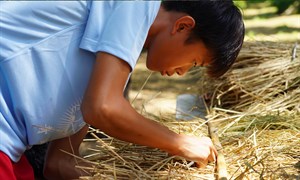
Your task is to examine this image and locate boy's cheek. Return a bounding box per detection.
[145,58,156,71]
[146,58,168,72]
[145,54,159,71]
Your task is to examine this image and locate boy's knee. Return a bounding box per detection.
[43,158,59,179]
[44,154,85,179]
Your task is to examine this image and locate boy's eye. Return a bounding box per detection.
[193,61,197,67]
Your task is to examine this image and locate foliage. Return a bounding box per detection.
[272,0,298,14]
[234,0,300,14]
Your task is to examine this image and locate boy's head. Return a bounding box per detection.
[145,0,244,78]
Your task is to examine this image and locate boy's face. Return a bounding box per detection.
[146,32,212,76]
[145,10,212,76]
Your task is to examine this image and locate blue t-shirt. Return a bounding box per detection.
[0,1,160,162]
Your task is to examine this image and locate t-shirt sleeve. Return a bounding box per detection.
[79,1,161,70]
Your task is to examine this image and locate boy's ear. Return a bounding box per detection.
[172,16,195,34]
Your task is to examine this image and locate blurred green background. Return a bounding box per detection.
[235,0,300,14]
[234,0,299,42]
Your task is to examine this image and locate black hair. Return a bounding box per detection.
[162,0,245,78]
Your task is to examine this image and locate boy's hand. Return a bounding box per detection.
[176,135,218,168]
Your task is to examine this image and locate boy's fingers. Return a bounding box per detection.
[208,145,218,163]
[208,151,215,162]
[197,159,208,168]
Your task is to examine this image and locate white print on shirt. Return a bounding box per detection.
[33,124,58,135]
[59,98,85,134]
[32,98,85,144]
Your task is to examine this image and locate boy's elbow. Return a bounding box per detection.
[81,100,113,127]
[81,101,94,125]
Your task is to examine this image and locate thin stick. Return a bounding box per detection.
[207,121,228,180]
[291,42,298,61]
[131,71,153,104]
[202,97,228,180]
[90,133,127,164]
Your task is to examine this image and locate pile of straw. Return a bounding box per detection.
[78,127,214,180]
[198,41,300,179]
[198,41,299,133]
[78,41,299,179]
[200,42,299,110]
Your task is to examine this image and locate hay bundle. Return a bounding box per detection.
[200,41,299,112]
[197,41,300,179]
[197,41,300,132]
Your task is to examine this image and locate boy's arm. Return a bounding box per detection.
[81,52,217,166]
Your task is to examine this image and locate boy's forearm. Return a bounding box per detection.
[83,98,182,156]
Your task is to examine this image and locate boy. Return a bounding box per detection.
[0,1,244,179]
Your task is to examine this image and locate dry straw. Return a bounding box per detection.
[77,41,299,179]
[198,41,300,179]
